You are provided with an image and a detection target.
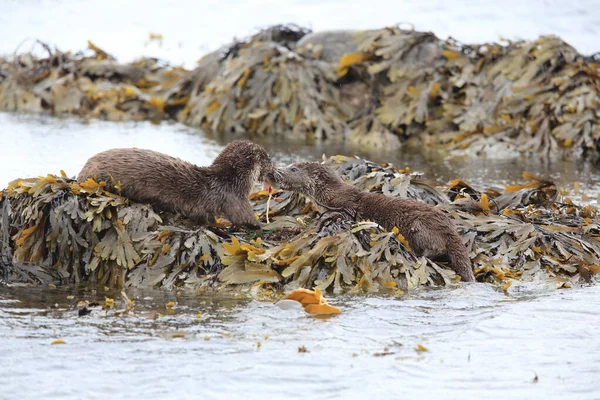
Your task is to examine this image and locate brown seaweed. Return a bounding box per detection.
[1,156,598,291]
[1,25,599,156]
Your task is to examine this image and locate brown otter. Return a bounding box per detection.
[266,162,475,282]
[78,140,274,229]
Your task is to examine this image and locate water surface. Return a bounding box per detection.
[1,283,599,399]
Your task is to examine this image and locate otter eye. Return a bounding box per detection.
[290,167,299,173]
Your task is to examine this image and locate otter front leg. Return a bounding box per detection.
[225,201,261,230]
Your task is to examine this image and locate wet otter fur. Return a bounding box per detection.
[267,162,475,282]
[78,140,274,229]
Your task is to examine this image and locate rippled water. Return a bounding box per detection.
[1,283,599,399]
[2,1,600,398]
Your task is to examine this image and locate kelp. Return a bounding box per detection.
[1,156,598,291]
[182,41,353,140]
[2,25,599,156]
[280,287,342,315]
[0,40,187,121]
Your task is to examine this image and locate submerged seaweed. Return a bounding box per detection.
[1,25,599,156]
[1,157,598,291]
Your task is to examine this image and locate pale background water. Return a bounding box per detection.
[1,0,599,68]
[1,1,600,399]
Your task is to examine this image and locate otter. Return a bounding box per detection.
[266,162,475,282]
[78,140,274,229]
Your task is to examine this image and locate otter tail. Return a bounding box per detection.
[447,233,475,282]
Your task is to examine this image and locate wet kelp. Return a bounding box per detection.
[1,157,598,291]
[1,26,599,156]
[0,41,187,121]
[186,26,600,155]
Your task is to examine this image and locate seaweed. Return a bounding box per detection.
[0,41,187,121]
[182,41,353,140]
[2,25,598,156]
[1,156,598,291]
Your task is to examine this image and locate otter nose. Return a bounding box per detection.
[266,171,275,181]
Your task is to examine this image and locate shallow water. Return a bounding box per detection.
[1,283,599,399]
[2,1,600,399]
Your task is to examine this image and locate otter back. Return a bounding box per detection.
[267,162,475,281]
[78,140,273,228]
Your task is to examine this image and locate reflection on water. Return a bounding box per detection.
[1,283,599,399]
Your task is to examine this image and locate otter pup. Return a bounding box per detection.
[266,162,475,282]
[78,140,274,229]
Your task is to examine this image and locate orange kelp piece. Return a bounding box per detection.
[282,288,322,305]
[78,178,107,191]
[505,171,554,193]
[304,303,342,315]
[282,288,342,315]
[479,193,490,212]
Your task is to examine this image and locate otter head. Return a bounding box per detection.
[212,140,274,185]
[266,162,345,202]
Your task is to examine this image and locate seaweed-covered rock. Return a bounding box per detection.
[1,25,600,155]
[182,41,353,140]
[296,30,361,62]
[0,41,187,121]
[1,157,598,291]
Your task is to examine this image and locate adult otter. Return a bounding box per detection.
[78,140,273,229]
[266,162,475,282]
